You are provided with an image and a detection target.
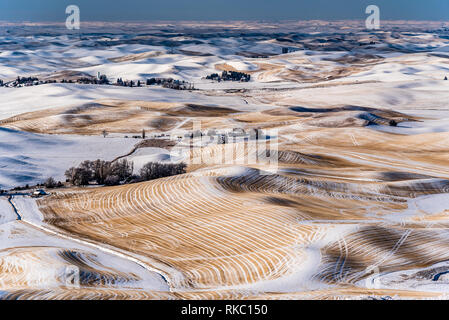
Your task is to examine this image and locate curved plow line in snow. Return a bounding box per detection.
[8,197,174,292]
[38,173,333,290]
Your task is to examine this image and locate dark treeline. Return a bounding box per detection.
[145,77,194,90]
[206,71,251,82]
[65,159,187,186]
[65,159,134,186]
[116,77,194,90]
[6,177,64,192]
[76,74,109,85]
[1,74,197,90]
[139,162,187,181]
[0,75,109,87]
[15,76,39,84]
[0,76,55,87]
[116,77,140,87]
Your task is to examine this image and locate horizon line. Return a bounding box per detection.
[1,19,449,24]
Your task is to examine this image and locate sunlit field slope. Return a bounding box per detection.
[2,21,449,299]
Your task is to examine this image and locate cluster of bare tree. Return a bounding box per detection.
[1,75,112,88]
[77,74,109,85]
[43,177,64,189]
[206,71,251,82]
[146,77,194,90]
[65,159,186,186]
[116,78,140,87]
[65,159,134,186]
[139,162,187,181]
[8,177,63,192]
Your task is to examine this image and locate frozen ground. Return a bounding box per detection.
[0,198,169,293]
[1,21,449,299]
[0,197,16,224]
[0,127,136,189]
[0,83,266,120]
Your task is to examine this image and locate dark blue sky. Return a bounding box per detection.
[1,0,448,22]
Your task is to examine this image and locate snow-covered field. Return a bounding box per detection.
[0,127,136,189]
[0,197,16,224]
[0,197,169,295]
[0,83,267,120]
[2,20,449,300]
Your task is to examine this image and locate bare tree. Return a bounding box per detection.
[91,159,111,184]
[44,177,57,188]
[139,162,186,181]
[104,175,121,186]
[111,159,134,182]
[64,166,90,186]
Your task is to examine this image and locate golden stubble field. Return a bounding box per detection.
[4,98,447,299]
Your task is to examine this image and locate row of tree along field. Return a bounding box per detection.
[5,160,186,192]
[64,159,187,186]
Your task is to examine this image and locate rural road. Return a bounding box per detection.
[7,195,21,220]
